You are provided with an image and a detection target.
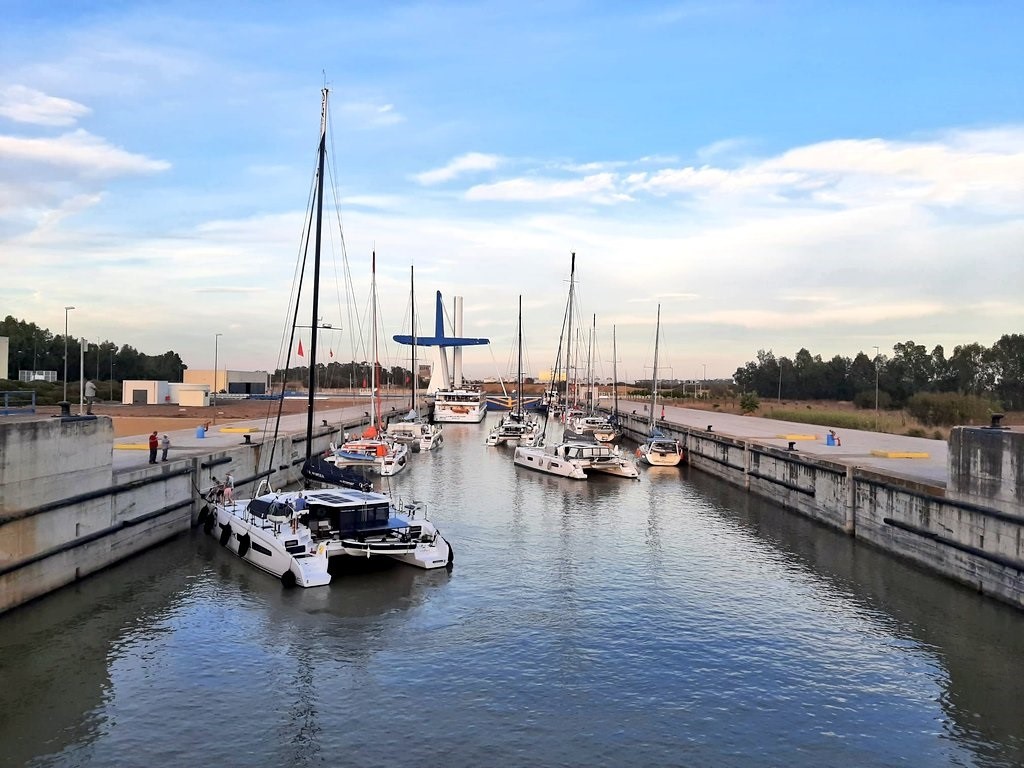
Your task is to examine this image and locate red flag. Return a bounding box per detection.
[329,348,334,358]
[297,340,304,357]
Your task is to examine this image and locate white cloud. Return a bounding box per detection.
[0,85,91,126]
[466,172,629,204]
[338,101,405,128]
[415,152,503,185]
[0,129,170,176]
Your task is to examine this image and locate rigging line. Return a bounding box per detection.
[324,112,364,375]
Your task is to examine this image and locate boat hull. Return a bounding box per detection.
[203,501,331,588]
[512,445,588,479]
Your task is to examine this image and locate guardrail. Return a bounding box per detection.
[0,391,36,415]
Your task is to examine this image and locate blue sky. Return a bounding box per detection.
[2,1,1022,384]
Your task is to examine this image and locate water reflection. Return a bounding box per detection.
[2,419,1024,767]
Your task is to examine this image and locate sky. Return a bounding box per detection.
[1,0,1022,385]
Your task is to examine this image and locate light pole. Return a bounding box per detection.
[873,345,880,423]
[63,306,76,401]
[777,359,783,403]
[110,353,115,401]
[213,333,223,407]
[702,363,707,399]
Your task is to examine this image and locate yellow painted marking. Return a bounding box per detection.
[776,434,819,440]
[219,426,259,433]
[114,443,149,450]
[870,450,930,459]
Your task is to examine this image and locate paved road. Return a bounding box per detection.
[111,401,411,472]
[623,399,949,487]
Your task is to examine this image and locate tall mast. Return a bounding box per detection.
[305,87,327,461]
[517,294,523,417]
[588,314,596,414]
[612,325,619,422]
[649,303,661,434]
[371,250,380,430]
[410,264,417,412]
[564,252,575,416]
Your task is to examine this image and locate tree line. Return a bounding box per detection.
[2,316,186,383]
[732,335,1024,410]
[276,361,420,390]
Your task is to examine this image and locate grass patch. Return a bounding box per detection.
[764,408,909,434]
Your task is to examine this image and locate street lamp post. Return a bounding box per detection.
[213,333,223,407]
[63,306,76,401]
[110,353,115,401]
[777,359,783,403]
[873,345,880,424]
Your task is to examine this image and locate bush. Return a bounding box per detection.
[853,389,892,410]
[739,391,760,414]
[905,392,996,426]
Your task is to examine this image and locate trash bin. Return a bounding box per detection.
[196,426,206,439]
[826,433,835,446]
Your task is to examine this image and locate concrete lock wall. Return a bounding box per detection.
[0,417,113,513]
[636,417,1024,610]
[0,416,344,615]
[949,427,1024,520]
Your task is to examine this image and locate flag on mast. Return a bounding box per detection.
[298,340,305,357]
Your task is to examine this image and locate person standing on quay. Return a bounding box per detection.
[161,434,170,461]
[148,431,159,464]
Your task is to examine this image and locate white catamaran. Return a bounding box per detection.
[199,88,452,585]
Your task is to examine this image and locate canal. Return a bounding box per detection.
[2,419,1024,767]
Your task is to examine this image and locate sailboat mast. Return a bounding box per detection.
[588,314,596,414]
[410,265,417,412]
[650,303,661,433]
[564,252,575,415]
[371,250,379,429]
[305,87,327,462]
[612,325,619,421]
[517,294,523,416]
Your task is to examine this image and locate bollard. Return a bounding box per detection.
[984,413,1008,430]
[243,434,252,444]
[58,400,71,417]
[706,425,713,432]
[788,441,797,451]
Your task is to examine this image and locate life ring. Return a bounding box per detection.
[219,523,232,547]
[237,533,251,557]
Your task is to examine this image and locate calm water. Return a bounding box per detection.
[3,420,1024,767]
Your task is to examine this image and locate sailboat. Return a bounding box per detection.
[485,295,541,446]
[567,314,621,443]
[330,251,409,476]
[200,88,452,583]
[513,254,639,480]
[637,303,684,467]
[386,265,444,451]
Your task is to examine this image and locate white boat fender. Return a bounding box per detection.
[219,523,232,547]
[237,533,251,557]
